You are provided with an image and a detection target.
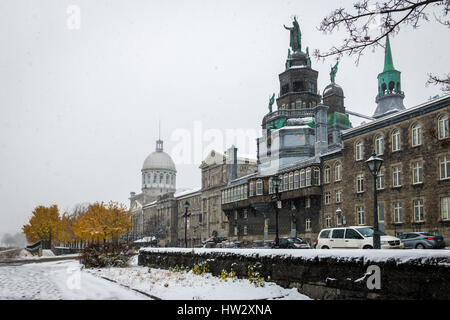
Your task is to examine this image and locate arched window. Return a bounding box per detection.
[375,135,384,155]
[313,168,320,185]
[279,175,283,192]
[300,169,306,188]
[306,168,312,186]
[324,165,331,184]
[289,172,294,190]
[392,129,401,151]
[335,162,342,181]
[411,123,422,146]
[355,140,364,160]
[283,174,289,191]
[256,179,263,195]
[438,114,449,139]
[294,171,299,189]
[166,174,170,184]
[159,173,163,184]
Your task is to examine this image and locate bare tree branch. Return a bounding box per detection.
[315,0,450,91]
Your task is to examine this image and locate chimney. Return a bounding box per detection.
[227,145,238,182]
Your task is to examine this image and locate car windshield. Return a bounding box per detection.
[288,238,303,244]
[356,227,386,237]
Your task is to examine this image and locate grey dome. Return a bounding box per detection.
[142,150,176,172]
[323,83,344,97]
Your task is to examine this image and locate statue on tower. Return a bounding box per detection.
[330,60,339,84]
[268,93,275,113]
[284,17,302,52]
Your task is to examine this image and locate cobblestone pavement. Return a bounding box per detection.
[0,260,149,300]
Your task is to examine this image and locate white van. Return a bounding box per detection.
[316,226,404,249]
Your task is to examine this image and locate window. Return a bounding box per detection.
[306,168,312,186]
[355,141,364,160]
[325,216,332,228]
[294,171,299,189]
[305,197,310,208]
[256,180,263,195]
[411,123,422,146]
[375,135,384,155]
[243,225,248,235]
[234,226,238,236]
[394,202,403,223]
[441,197,450,220]
[412,161,423,184]
[305,219,311,231]
[413,199,424,222]
[289,172,294,190]
[234,210,238,220]
[376,168,385,190]
[331,229,345,239]
[393,165,402,187]
[335,162,342,181]
[357,206,365,225]
[346,228,363,239]
[283,174,289,191]
[166,174,170,184]
[300,170,306,188]
[336,190,342,203]
[249,182,254,196]
[243,184,248,199]
[269,178,273,194]
[160,173,163,183]
[324,166,331,184]
[153,174,157,183]
[356,174,364,193]
[438,114,449,139]
[319,229,331,238]
[392,129,401,151]
[313,168,320,185]
[324,192,331,205]
[440,155,450,180]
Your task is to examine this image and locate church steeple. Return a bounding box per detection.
[373,35,405,119]
[383,35,395,72]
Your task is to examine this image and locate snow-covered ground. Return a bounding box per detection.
[0,260,147,300]
[85,256,311,300]
[0,257,311,300]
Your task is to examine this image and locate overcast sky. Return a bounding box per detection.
[0,0,448,236]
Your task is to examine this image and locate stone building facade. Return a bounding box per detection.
[220,20,450,246]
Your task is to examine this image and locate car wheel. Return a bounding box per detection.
[415,243,425,249]
[363,245,373,249]
[321,246,329,249]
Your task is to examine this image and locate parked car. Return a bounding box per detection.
[398,232,446,249]
[276,237,311,249]
[202,236,228,248]
[252,240,264,249]
[316,226,404,249]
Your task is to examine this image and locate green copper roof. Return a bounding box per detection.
[383,35,395,72]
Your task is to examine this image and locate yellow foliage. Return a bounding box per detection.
[22,205,62,244]
[72,201,131,242]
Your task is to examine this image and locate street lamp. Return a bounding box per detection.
[183,201,191,248]
[272,176,282,248]
[366,152,384,249]
[335,207,345,226]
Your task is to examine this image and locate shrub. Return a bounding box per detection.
[79,242,135,268]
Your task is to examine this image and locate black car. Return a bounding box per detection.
[398,232,446,249]
[275,237,311,249]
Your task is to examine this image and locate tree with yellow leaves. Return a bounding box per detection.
[72,201,131,244]
[22,205,62,248]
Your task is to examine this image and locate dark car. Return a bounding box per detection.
[398,232,446,249]
[276,237,311,249]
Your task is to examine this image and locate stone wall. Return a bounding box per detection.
[139,248,450,300]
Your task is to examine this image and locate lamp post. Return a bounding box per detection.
[272,176,282,248]
[183,201,191,248]
[336,207,345,226]
[366,152,384,249]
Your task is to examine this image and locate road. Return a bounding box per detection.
[0,259,150,300]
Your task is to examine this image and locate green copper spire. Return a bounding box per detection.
[383,35,395,72]
[373,35,405,118]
